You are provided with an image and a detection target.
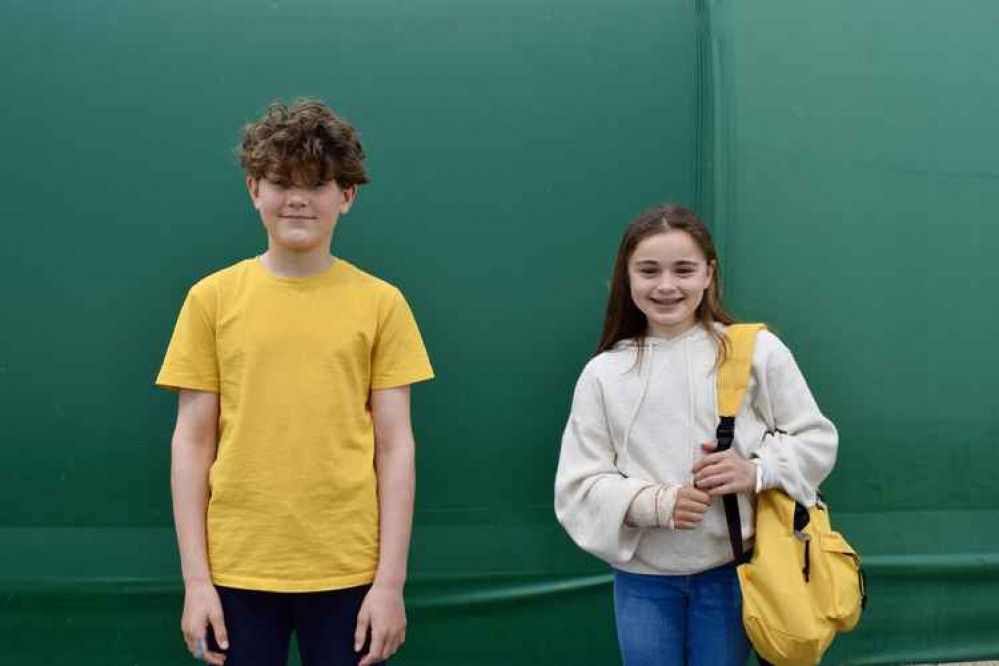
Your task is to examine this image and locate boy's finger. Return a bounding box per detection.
[203,649,227,665]
[367,627,386,663]
[359,638,384,666]
[701,441,717,453]
[354,613,370,652]
[202,649,224,665]
[209,611,230,650]
[388,628,405,657]
[193,636,206,660]
[388,634,402,658]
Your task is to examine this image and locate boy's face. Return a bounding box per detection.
[246,175,355,254]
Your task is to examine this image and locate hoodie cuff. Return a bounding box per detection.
[751,456,777,493]
[624,485,660,528]
[659,485,681,529]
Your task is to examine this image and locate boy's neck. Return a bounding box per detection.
[260,246,335,278]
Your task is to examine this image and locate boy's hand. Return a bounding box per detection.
[355,584,406,666]
[181,580,228,664]
[692,441,757,496]
[671,485,712,529]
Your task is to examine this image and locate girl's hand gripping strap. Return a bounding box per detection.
[715,323,767,564]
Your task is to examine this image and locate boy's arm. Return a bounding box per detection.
[171,389,229,664]
[355,385,416,666]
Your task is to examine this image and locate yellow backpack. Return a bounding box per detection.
[716,324,867,666]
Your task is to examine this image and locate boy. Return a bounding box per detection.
[156,99,433,666]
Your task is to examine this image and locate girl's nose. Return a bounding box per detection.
[656,278,676,292]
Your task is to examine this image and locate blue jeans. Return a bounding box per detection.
[613,564,751,666]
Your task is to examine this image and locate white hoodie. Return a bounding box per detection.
[554,324,837,575]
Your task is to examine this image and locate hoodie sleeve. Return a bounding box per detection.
[554,365,653,564]
[750,332,838,507]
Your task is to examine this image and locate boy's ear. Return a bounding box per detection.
[246,176,261,209]
[340,185,357,214]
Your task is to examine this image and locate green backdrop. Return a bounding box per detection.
[704,1,999,663]
[1,0,996,664]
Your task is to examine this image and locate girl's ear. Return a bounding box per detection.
[706,260,716,287]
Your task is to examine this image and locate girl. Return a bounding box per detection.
[554,205,837,666]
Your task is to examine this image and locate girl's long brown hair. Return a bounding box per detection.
[595,205,736,364]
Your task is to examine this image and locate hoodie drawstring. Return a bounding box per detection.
[622,344,656,459]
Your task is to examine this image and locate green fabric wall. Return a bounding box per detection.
[2,0,997,664]
[705,1,999,663]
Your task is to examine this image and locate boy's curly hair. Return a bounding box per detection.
[238,98,369,190]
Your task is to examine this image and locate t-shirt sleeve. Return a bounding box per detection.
[155,285,220,393]
[370,287,434,390]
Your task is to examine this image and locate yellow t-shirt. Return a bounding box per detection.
[156,257,434,592]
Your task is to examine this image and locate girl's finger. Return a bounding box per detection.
[688,499,710,512]
[695,473,725,491]
[692,454,723,473]
[708,482,739,496]
[674,510,702,525]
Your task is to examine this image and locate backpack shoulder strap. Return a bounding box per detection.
[717,323,767,417]
[715,323,766,564]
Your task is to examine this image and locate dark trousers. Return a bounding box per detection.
[207,584,384,666]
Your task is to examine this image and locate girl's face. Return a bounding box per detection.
[628,230,714,338]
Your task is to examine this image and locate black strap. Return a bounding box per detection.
[715,416,749,564]
[860,566,869,609]
[718,416,771,666]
